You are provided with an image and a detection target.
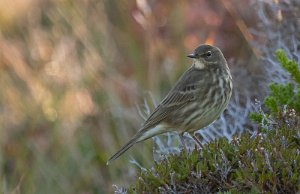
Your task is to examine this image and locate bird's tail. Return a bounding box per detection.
[107,125,167,165]
[106,130,145,165]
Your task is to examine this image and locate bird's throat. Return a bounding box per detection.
[193,60,205,69]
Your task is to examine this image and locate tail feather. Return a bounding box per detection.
[106,131,144,165]
[107,125,167,165]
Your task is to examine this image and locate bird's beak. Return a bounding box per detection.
[187,53,197,58]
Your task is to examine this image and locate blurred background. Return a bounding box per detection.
[0,0,299,193]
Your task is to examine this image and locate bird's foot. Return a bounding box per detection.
[192,134,204,149]
[179,133,189,152]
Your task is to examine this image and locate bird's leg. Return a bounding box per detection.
[191,133,204,149]
[179,133,188,151]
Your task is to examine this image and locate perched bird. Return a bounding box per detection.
[107,44,232,165]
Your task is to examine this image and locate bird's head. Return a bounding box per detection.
[187,44,226,70]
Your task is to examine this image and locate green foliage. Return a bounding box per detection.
[249,112,263,123]
[127,125,300,193]
[276,50,300,84]
[123,50,300,193]
[250,49,300,130]
[263,50,300,114]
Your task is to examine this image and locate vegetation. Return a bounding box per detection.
[123,50,300,193]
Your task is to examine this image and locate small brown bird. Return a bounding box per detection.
[107,44,232,164]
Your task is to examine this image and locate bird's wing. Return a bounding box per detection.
[106,68,206,164]
[141,68,206,130]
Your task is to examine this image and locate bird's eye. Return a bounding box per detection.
[205,51,212,57]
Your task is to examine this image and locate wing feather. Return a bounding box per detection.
[140,67,207,130]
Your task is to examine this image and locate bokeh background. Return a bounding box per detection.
[0,0,299,193]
